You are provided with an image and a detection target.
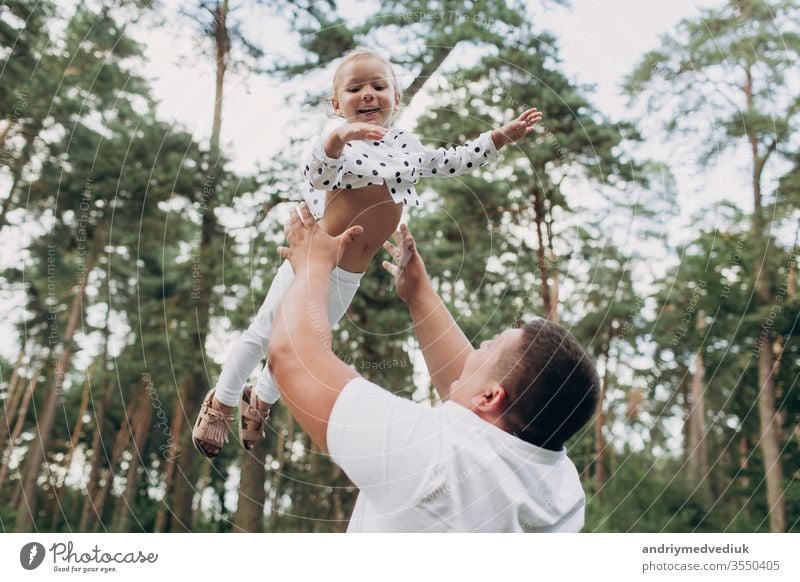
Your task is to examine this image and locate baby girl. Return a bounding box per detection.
[192,46,542,457]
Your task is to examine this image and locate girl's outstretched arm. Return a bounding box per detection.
[405,107,542,179]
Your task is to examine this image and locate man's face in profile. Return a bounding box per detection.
[448,327,523,411]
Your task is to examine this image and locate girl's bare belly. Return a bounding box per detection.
[318,183,403,273]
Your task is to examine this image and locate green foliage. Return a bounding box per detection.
[1,0,798,534]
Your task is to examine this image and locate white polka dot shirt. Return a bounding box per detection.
[302,127,500,218]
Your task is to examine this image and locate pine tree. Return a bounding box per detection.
[626,0,800,531]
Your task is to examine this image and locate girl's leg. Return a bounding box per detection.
[213,260,295,407]
[252,264,363,404]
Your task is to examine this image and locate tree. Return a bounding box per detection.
[626,0,800,531]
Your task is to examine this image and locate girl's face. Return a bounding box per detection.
[332,57,400,128]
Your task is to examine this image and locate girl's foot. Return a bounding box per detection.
[192,389,235,458]
[240,385,271,450]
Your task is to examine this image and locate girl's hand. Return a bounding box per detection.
[324,123,388,158]
[339,122,387,142]
[491,107,543,148]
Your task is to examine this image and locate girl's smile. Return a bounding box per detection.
[332,56,400,128]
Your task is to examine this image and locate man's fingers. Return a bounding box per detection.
[382,260,399,277]
[342,225,364,242]
[277,246,290,259]
[383,240,399,258]
[398,223,415,255]
[298,202,314,224]
[391,229,404,246]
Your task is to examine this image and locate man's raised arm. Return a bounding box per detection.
[268,203,362,452]
[382,224,474,401]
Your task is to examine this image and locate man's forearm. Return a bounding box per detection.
[270,263,354,449]
[407,281,473,401]
[273,264,333,352]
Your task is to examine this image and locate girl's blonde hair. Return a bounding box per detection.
[327,46,403,120]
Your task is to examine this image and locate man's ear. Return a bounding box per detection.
[472,384,506,414]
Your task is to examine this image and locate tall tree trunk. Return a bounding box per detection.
[737,434,751,513]
[1,348,25,405]
[49,367,92,528]
[78,373,112,532]
[268,411,293,532]
[170,378,205,532]
[0,349,27,454]
[153,378,188,533]
[593,336,611,497]
[686,314,709,495]
[234,434,269,532]
[744,65,786,532]
[545,201,560,324]
[756,340,785,532]
[87,394,140,532]
[770,232,797,378]
[532,187,553,319]
[678,372,690,462]
[0,366,41,491]
[171,0,230,532]
[191,460,213,531]
[78,300,114,532]
[111,377,154,532]
[548,250,561,325]
[14,252,95,531]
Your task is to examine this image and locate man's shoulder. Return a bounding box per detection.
[330,376,443,438]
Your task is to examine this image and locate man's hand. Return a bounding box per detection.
[383,223,473,400]
[382,223,429,305]
[491,107,543,149]
[323,122,388,158]
[278,202,363,272]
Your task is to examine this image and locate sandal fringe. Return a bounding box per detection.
[192,389,234,458]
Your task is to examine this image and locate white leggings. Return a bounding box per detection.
[214,260,363,407]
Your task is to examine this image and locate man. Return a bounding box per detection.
[269,202,600,532]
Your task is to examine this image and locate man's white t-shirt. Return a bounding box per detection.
[327,377,586,532]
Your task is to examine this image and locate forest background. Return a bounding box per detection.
[0,0,797,533]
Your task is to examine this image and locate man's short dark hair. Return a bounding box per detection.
[496,318,599,451]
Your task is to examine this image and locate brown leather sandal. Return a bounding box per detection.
[192,389,234,458]
[239,385,270,450]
